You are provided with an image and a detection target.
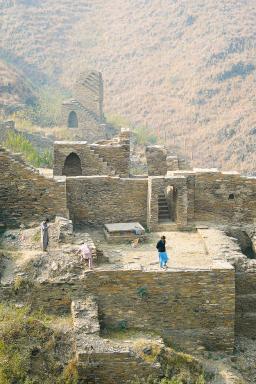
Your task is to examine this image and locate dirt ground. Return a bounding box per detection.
[85,228,214,271]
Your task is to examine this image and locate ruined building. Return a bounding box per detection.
[61,70,115,141]
[1,73,256,383]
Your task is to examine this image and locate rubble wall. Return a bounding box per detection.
[66,176,148,226]
[235,272,256,337]
[146,146,167,176]
[83,269,235,352]
[194,172,256,224]
[0,148,68,228]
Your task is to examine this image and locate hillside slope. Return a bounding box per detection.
[0,59,37,114]
[0,0,256,173]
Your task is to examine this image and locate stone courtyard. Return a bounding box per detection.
[85,228,216,271]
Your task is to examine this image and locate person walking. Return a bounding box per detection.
[41,218,49,252]
[77,243,93,270]
[156,235,169,269]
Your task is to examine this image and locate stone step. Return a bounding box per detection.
[156,222,178,231]
[89,147,117,176]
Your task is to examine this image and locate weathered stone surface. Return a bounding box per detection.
[61,71,106,142]
[147,175,188,231]
[66,176,148,226]
[53,130,130,177]
[82,269,235,352]
[146,145,167,176]
[0,146,68,228]
[194,171,256,225]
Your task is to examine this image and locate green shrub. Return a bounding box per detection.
[3,131,53,168]
[0,304,78,384]
[33,85,66,127]
[137,286,149,300]
[13,86,67,128]
[105,113,130,129]
[130,344,206,384]
[106,113,158,146]
[118,320,128,331]
[133,125,158,146]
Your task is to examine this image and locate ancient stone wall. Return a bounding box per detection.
[147,175,188,231]
[61,101,105,142]
[146,145,167,176]
[53,142,115,177]
[90,143,130,177]
[194,171,256,225]
[0,147,68,228]
[74,71,104,120]
[61,71,106,142]
[0,267,234,353]
[72,297,160,384]
[66,176,148,226]
[236,272,256,337]
[83,269,235,352]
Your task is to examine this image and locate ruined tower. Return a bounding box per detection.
[61,70,106,142]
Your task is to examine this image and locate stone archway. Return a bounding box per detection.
[62,152,82,176]
[68,111,78,128]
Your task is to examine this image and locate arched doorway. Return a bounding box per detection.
[68,111,78,128]
[62,152,82,176]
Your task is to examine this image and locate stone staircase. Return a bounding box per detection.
[89,145,118,176]
[158,192,171,223]
[71,297,161,383]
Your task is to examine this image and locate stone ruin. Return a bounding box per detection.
[1,73,256,383]
[61,70,116,142]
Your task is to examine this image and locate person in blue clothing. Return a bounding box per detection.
[156,235,169,269]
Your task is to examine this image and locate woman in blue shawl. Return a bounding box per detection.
[156,235,169,269]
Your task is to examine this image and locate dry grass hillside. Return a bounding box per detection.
[1,0,256,173]
[0,59,36,113]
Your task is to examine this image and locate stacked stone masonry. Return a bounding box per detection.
[194,170,256,224]
[66,176,148,226]
[53,130,130,177]
[71,297,160,383]
[0,268,235,354]
[61,71,106,142]
[0,146,68,228]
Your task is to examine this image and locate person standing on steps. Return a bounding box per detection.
[156,235,169,269]
[41,218,49,252]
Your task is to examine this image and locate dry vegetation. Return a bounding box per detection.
[0,0,256,173]
[0,59,36,113]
